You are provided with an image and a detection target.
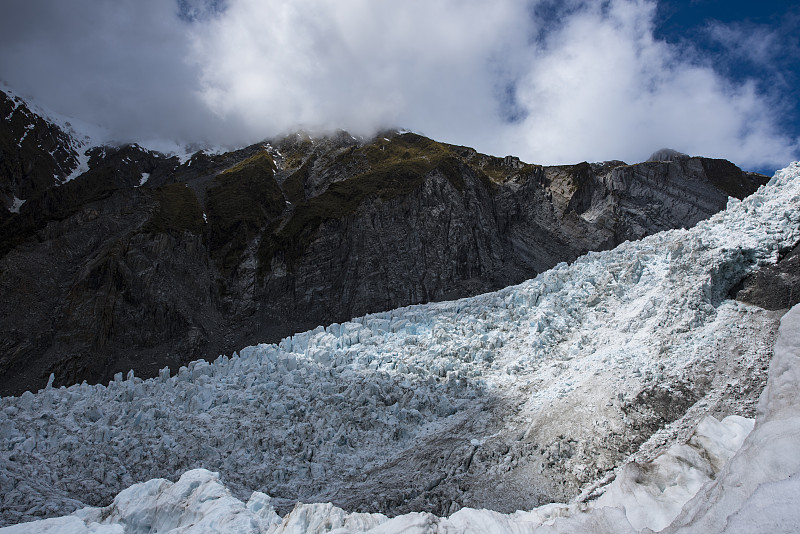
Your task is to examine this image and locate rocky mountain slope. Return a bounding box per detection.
[0,89,771,395]
[0,91,88,209]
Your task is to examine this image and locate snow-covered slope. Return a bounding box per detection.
[1,163,799,531]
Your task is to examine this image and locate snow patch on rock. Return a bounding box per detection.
[7,196,25,213]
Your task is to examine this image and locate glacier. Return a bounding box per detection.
[1,162,800,532]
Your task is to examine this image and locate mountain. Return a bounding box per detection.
[0,89,773,396]
[1,161,798,531]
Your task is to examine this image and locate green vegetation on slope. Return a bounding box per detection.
[142,183,205,236]
[258,133,464,275]
[205,151,285,275]
[474,157,541,187]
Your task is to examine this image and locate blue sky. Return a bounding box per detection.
[655,1,800,173]
[657,1,799,102]
[1,0,798,174]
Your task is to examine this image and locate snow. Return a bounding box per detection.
[1,84,110,181]
[0,516,110,534]
[1,83,103,184]
[0,469,276,533]
[140,142,230,163]
[1,163,800,531]
[718,475,800,533]
[594,415,754,531]
[137,172,150,187]
[1,82,239,179]
[7,196,25,213]
[659,301,800,533]
[15,123,35,147]
[62,146,92,184]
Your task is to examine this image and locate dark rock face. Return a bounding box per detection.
[0,93,770,395]
[732,243,800,310]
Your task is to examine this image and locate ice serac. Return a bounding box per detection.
[0,469,279,533]
[593,415,754,531]
[1,303,797,534]
[0,103,769,396]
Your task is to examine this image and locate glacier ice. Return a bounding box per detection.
[5,303,800,533]
[1,162,800,531]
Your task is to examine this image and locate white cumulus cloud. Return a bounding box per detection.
[189,0,528,140]
[1,0,797,170]
[501,0,800,167]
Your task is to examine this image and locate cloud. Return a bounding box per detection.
[189,0,529,141]
[706,21,778,65]
[0,0,239,146]
[501,0,800,168]
[700,14,800,109]
[1,0,797,170]
[184,0,800,169]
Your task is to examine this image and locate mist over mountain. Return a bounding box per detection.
[1,0,798,173]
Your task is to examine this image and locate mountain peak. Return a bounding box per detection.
[647,147,690,162]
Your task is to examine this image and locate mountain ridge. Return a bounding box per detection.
[0,88,772,395]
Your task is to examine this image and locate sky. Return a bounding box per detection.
[0,0,798,174]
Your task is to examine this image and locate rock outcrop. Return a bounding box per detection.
[0,90,84,212]
[731,242,800,310]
